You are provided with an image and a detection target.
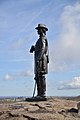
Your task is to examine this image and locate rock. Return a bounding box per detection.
[77,102,80,109]
[67,108,78,113]
[77,102,80,116]
[0,97,80,120]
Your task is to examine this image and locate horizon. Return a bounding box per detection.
[0,95,80,98]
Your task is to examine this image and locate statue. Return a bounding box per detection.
[30,24,49,98]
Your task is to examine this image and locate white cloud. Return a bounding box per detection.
[58,76,80,90]
[50,2,80,72]
[11,39,25,49]
[16,69,33,77]
[4,69,33,81]
[4,74,13,80]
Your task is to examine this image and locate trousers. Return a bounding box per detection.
[36,74,46,97]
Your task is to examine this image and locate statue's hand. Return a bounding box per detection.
[30,45,35,53]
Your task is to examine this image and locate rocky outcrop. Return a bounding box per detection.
[0,97,80,120]
[77,102,80,116]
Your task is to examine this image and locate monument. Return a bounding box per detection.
[26,24,49,101]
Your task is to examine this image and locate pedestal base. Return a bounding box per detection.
[25,96,47,102]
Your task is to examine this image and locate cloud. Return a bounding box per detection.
[4,74,13,80]
[58,76,80,90]
[16,69,33,77]
[50,2,80,72]
[4,69,33,81]
[10,39,26,49]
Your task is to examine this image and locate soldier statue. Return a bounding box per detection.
[30,24,49,98]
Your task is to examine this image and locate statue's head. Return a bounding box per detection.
[35,24,48,35]
[35,24,48,31]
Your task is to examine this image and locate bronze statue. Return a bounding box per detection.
[30,24,49,98]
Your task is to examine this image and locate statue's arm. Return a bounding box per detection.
[46,39,49,63]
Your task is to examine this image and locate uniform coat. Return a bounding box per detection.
[34,35,49,75]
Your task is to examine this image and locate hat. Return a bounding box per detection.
[35,24,48,31]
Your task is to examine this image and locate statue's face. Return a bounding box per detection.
[37,28,43,35]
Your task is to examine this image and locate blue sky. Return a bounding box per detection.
[0,0,80,96]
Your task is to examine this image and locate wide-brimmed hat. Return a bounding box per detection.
[35,24,48,31]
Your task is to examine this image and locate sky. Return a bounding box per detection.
[0,0,80,97]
